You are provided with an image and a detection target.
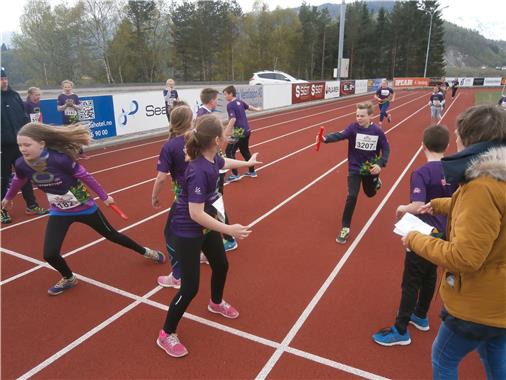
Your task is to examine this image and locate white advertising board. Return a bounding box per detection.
[262,84,292,109]
[325,81,340,99]
[354,79,368,94]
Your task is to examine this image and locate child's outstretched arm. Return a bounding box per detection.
[2,174,28,206]
[152,171,168,208]
[72,162,109,201]
[222,153,261,170]
[396,201,425,220]
[188,202,251,239]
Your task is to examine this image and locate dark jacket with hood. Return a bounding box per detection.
[1,86,30,145]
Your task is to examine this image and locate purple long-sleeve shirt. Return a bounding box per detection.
[5,149,107,215]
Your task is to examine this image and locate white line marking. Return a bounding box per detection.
[254,92,462,380]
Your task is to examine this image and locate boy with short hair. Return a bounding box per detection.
[196,88,219,118]
[163,79,179,122]
[319,101,390,244]
[223,85,261,182]
[372,124,456,346]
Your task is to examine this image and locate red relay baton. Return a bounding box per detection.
[316,127,325,151]
[110,204,129,220]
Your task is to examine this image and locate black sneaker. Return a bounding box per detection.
[1,209,12,224]
[375,177,382,191]
[336,227,350,244]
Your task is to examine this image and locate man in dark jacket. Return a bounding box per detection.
[1,67,47,223]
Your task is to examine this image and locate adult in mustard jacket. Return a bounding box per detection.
[403,105,506,380]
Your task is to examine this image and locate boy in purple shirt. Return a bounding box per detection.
[196,88,219,118]
[2,123,165,296]
[57,80,81,125]
[373,124,457,346]
[319,101,390,244]
[157,115,261,358]
[374,79,395,126]
[223,85,261,182]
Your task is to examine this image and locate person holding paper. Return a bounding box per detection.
[373,125,456,346]
[403,105,506,379]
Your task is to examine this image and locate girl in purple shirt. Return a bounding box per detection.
[24,87,42,123]
[156,115,261,358]
[152,105,193,289]
[1,123,165,296]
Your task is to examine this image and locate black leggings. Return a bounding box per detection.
[395,250,437,333]
[225,134,254,175]
[342,174,378,228]
[43,208,145,278]
[163,231,228,334]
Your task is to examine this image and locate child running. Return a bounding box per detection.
[372,125,456,346]
[25,87,43,123]
[374,79,395,126]
[223,85,261,182]
[1,123,165,295]
[318,101,390,244]
[163,79,179,122]
[197,88,237,252]
[152,105,194,289]
[429,86,445,123]
[156,115,261,358]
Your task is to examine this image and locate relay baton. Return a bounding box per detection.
[316,127,325,151]
[110,204,129,220]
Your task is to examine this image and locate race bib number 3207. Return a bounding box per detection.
[355,133,379,151]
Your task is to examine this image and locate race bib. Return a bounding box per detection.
[30,112,42,122]
[432,99,441,107]
[381,89,390,97]
[212,196,226,222]
[355,134,379,151]
[64,108,77,116]
[47,191,81,210]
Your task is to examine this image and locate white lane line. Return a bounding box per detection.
[254,92,462,380]
[16,286,162,380]
[3,247,388,380]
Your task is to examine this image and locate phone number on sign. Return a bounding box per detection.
[90,129,109,138]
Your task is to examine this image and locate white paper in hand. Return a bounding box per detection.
[394,213,434,237]
[212,196,226,222]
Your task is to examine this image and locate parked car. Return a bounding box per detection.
[249,70,307,85]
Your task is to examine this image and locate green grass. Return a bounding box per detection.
[474,91,503,105]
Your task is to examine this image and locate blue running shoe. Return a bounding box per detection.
[372,326,411,346]
[48,275,78,296]
[243,171,258,178]
[226,174,241,183]
[409,313,430,331]
[223,239,238,252]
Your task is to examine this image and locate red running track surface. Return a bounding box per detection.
[1,88,488,379]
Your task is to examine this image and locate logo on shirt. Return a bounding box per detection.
[413,187,421,194]
[194,186,201,195]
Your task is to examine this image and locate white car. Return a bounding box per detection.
[249,70,307,85]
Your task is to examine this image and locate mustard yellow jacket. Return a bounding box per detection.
[407,146,506,328]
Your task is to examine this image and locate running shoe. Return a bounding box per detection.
[375,177,382,191]
[223,239,238,252]
[208,300,239,319]
[156,330,188,358]
[372,326,411,346]
[409,313,430,331]
[387,114,392,123]
[200,252,209,264]
[157,273,181,289]
[48,275,78,295]
[243,171,258,178]
[144,248,166,264]
[336,227,350,244]
[1,209,12,224]
[226,174,241,183]
[25,205,49,216]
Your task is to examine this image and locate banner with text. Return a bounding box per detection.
[340,80,356,96]
[292,82,326,104]
[354,80,368,94]
[40,95,117,140]
[483,77,501,86]
[368,79,386,92]
[393,77,430,88]
[324,81,340,99]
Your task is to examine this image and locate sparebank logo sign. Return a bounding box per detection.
[118,100,139,126]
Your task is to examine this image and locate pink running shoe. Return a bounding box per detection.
[208,300,239,319]
[157,273,181,289]
[156,330,188,358]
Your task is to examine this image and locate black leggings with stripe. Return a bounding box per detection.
[43,208,145,278]
[163,231,228,334]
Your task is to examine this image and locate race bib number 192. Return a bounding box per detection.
[355,133,379,151]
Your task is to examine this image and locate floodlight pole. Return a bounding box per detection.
[423,5,449,78]
[337,0,346,79]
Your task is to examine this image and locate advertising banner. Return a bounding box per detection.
[483,77,501,86]
[473,78,485,86]
[459,78,474,87]
[324,81,340,99]
[354,80,368,94]
[393,77,430,87]
[368,78,385,92]
[340,80,356,96]
[236,85,263,109]
[40,95,117,140]
[292,82,326,104]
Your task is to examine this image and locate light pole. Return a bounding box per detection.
[422,5,449,78]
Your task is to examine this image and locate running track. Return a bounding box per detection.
[1,88,487,379]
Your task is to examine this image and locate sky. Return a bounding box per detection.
[1,0,505,41]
